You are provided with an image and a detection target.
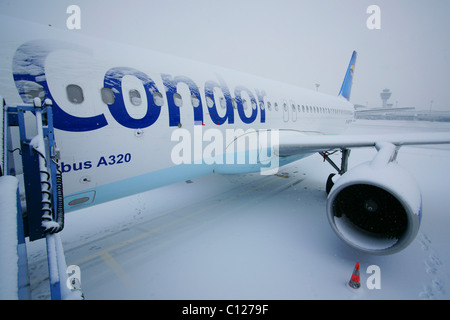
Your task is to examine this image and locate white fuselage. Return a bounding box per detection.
[0,16,354,211]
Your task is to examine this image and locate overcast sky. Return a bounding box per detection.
[1,0,449,110]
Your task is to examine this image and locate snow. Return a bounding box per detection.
[0,175,19,299]
[29,135,45,156]
[24,120,450,299]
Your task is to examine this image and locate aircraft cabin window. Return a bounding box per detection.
[260,102,265,110]
[252,100,257,110]
[267,101,272,111]
[232,98,237,109]
[173,93,183,107]
[274,102,279,111]
[66,84,84,104]
[243,99,248,110]
[191,95,200,108]
[101,87,115,105]
[153,92,164,106]
[129,89,142,106]
[206,96,214,108]
[220,97,226,109]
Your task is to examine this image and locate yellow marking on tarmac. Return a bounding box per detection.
[72,176,284,268]
[100,251,134,288]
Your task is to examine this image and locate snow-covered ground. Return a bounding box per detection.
[26,120,450,300]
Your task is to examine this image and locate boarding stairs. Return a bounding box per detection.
[1,96,83,299]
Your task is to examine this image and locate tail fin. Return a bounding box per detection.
[338,51,357,101]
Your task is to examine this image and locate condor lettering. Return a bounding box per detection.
[13,40,266,132]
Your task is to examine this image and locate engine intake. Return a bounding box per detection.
[326,158,422,255]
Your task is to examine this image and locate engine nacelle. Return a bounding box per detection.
[327,157,422,255]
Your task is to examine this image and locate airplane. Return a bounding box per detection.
[2,14,450,257]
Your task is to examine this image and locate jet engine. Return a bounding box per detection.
[326,143,422,255]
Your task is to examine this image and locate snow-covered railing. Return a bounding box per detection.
[1,96,5,176]
[1,97,29,299]
[31,98,83,299]
[0,175,30,299]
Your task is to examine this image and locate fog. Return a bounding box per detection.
[1,0,449,110]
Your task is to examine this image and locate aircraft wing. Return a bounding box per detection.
[355,107,415,114]
[275,130,450,156]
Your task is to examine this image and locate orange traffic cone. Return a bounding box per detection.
[348,262,361,289]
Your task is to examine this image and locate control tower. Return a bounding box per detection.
[380,89,392,108]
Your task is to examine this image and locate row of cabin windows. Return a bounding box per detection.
[266,101,349,115]
[65,84,351,116]
[67,84,167,107]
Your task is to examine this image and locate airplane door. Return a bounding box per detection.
[290,100,297,122]
[283,101,289,122]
